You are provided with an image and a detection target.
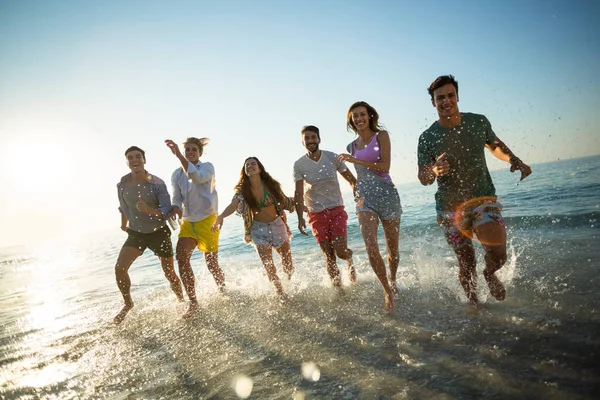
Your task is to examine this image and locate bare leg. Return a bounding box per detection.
[205,251,225,291]
[114,246,142,324]
[256,245,285,299]
[333,235,356,283]
[159,255,184,302]
[454,244,478,304]
[274,240,294,280]
[318,240,341,287]
[358,212,394,313]
[381,217,400,295]
[475,221,508,300]
[176,238,200,318]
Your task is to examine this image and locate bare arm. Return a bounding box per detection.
[486,137,532,181]
[165,139,190,172]
[339,168,356,189]
[120,213,128,232]
[294,180,308,236]
[337,131,392,173]
[418,152,449,186]
[211,197,242,231]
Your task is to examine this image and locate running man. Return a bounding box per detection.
[114,146,184,324]
[417,75,532,305]
[294,125,357,288]
[166,137,225,318]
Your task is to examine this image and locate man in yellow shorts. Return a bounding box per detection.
[165,137,225,318]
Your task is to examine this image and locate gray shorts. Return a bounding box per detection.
[250,216,292,247]
[355,179,402,221]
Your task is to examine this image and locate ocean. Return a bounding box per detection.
[1,155,599,400]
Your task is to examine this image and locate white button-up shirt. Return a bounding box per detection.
[171,160,218,222]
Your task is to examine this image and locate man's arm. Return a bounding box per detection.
[294,180,308,235]
[120,213,128,232]
[339,169,356,189]
[418,152,449,186]
[486,137,532,181]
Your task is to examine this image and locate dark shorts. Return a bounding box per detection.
[308,206,348,243]
[437,200,505,251]
[123,225,174,257]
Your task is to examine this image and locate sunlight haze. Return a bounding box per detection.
[1,0,598,246]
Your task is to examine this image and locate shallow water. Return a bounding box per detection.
[1,156,599,399]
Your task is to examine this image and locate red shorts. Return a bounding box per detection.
[307,206,348,243]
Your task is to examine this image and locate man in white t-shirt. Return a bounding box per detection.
[294,125,357,287]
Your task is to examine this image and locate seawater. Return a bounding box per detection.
[1,156,599,399]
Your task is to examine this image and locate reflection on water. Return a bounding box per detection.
[0,157,599,399]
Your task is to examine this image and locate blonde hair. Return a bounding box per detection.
[183,137,210,153]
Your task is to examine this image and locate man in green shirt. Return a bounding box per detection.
[417,75,532,305]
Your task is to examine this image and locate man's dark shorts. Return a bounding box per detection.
[123,225,173,257]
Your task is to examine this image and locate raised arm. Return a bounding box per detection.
[485,137,532,181]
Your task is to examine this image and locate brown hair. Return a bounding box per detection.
[125,146,146,161]
[235,157,286,212]
[427,75,459,99]
[346,101,384,133]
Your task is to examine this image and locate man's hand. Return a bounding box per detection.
[136,200,153,215]
[432,152,450,177]
[168,206,183,220]
[165,139,182,157]
[510,158,532,181]
[298,217,308,236]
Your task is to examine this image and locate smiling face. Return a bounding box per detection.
[350,106,370,131]
[184,143,201,164]
[302,130,320,153]
[244,158,261,177]
[126,150,146,173]
[432,83,460,119]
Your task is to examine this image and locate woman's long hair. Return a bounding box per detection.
[346,101,384,133]
[235,157,286,212]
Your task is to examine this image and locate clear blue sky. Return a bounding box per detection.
[1,0,598,245]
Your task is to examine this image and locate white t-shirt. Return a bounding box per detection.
[293,150,347,213]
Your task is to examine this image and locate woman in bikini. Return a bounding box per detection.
[211,157,295,299]
[337,101,402,313]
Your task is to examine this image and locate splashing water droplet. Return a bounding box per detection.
[301,361,321,381]
[233,375,253,399]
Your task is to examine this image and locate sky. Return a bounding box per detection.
[0,0,599,246]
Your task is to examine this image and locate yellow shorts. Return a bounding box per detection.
[178,214,220,253]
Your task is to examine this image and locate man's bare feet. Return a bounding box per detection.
[182,301,199,319]
[484,271,506,301]
[217,284,226,294]
[114,302,134,325]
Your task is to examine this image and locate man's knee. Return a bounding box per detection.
[485,247,507,268]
